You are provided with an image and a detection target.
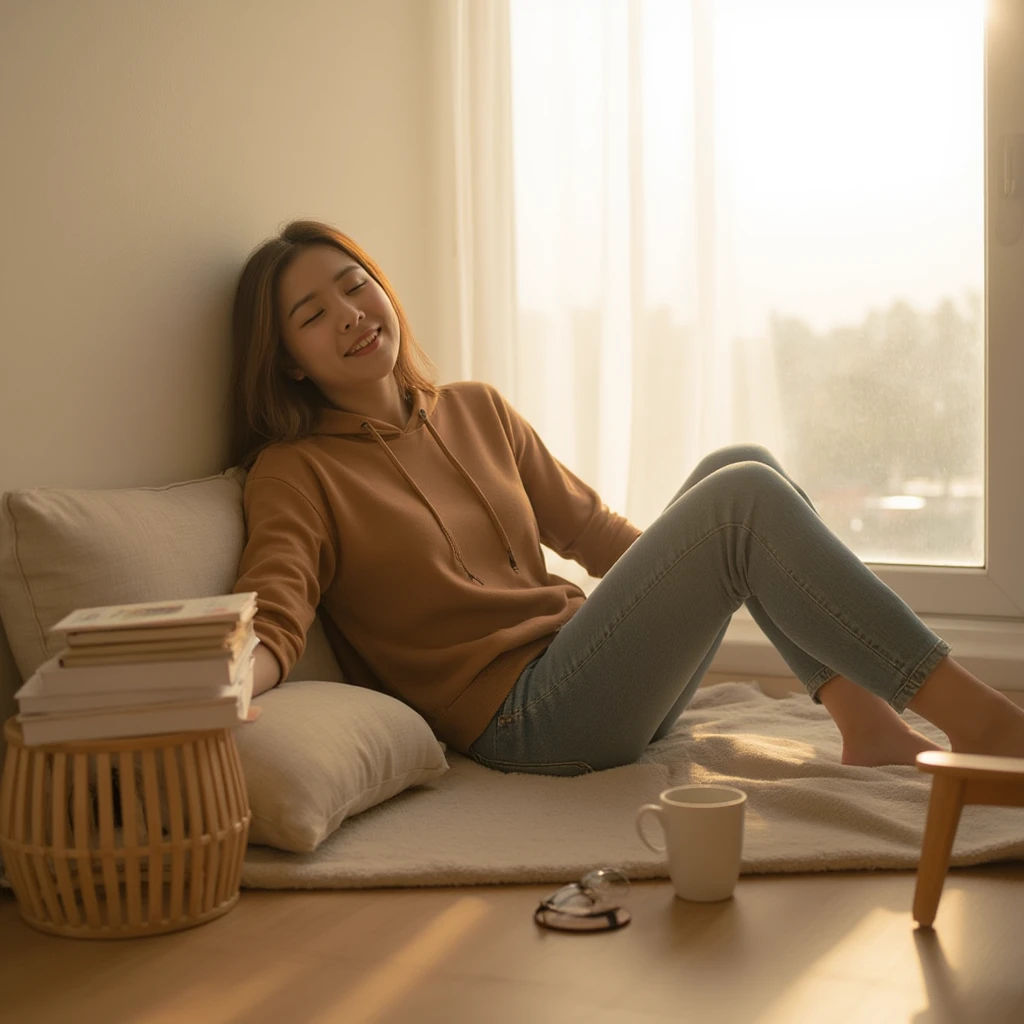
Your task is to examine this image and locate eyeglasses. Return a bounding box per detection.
[534,867,631,932]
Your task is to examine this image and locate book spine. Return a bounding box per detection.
[19,704,245,745]
[37,651,252,694]
[18,683,242,715]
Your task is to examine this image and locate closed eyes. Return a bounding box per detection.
[301,281,368,327]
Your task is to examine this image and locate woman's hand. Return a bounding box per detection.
[242,644,282,723]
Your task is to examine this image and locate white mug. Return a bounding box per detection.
[635,785,747,901]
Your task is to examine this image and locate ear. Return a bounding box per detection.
[287,367,306,381]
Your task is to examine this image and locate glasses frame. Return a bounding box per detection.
[534,868,632,932]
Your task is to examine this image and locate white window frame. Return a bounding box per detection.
[713,0,1024,690]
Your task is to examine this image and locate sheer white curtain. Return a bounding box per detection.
[439,0,783,588]
[434,0,518,388]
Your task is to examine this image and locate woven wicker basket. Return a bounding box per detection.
[0,717,251,939]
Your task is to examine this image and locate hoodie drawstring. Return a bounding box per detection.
[417,411,521,575]
[361,416,517,585]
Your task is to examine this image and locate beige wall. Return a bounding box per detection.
[0,0,451,709]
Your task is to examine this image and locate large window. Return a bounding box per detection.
[509,0,1024,635]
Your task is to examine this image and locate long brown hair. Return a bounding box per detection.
[227,220,440,468]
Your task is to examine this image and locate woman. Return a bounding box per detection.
[229,219,1024,775]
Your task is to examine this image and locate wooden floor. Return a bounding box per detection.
[1,863,1023,1024]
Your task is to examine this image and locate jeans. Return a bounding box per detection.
[467,445,951,776]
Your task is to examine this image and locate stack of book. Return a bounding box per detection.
[15,592,259,745]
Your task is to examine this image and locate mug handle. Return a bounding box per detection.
[635,804,667,854]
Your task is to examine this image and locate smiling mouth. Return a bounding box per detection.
[345,327,381,356]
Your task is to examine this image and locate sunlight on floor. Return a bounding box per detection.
[129,956,311,1024]
[753,906,918,1024]
[307,896,492,1024]
[121,897,493,1024]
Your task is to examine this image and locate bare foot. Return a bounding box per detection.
[951,708,1024,760]
[841,726,943,768]
[906,659,1024,760]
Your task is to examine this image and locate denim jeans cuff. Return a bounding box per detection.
[805,668,839,704]
[890,639,952,715]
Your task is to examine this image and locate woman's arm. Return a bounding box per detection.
[234,460,338,692]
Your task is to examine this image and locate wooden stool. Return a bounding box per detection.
[913,749,1024,928]
[0,718,251,939]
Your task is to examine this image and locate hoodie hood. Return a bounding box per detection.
[313,387,518,584]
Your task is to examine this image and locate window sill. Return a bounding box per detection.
[711,608,1024,694]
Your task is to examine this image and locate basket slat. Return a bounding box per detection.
[180,742,205,920]
[141,748,163,925]
[162,744,187,922]
[73,753,103,929]
[234,734,251,886]
[205,735,228,907]
[29,750,62,924]
[8,747,36,919]
[94,752,123,928]
[197,736,222,914]
[214,733,242,904]
[118,749,143,930]
[0,742,15,837]
[49,751,82,928]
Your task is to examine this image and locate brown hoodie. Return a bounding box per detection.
[233,380,640,752]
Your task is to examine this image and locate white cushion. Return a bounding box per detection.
[236,680,449,853]
[0,470,448,855]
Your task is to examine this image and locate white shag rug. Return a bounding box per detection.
[241,682,1024,890]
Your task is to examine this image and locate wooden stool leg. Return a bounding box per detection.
[913,775,966,928]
